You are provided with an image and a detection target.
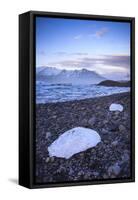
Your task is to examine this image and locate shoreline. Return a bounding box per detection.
[36,91,130,106]
[36,92,131,183]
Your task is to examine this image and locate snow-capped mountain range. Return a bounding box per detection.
[36,66,61,76]
[36,66,106,84]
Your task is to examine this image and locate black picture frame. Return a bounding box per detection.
[19,10,135,189]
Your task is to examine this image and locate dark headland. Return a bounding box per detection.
[36,92,131,183]
[98,80,130,87]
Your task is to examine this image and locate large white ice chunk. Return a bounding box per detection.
[48,127,101,159]
[109,103,123,112]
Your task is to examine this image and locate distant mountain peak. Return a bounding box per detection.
[82,68,87,71]
[36,66,106,84]
[36,66,61,76]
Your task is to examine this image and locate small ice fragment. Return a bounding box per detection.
[109,103,123,112]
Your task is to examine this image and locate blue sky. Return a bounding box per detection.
[36,17,130,80]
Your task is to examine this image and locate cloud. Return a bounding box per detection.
[54,52,88,56]
[50,60,83,69]
[39,50,46,56]
[70,52,88,56]
[89,28,108,38]
[48,55,130,73]
[101,55,130,68]
[74,34,82,40]
[74,28,108,40]
[82,55,130,69]
[54,51,67,56]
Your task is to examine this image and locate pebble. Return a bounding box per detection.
[104,140,109,144]
[91,148,96,153]
[57,166,66,173]
[84,173,91,179]
[108,123,118,131]
[51,157,55,162]
[112,140,118,146]
[80,152,84,157]
[108,163,121,176]
[121,152,129,162]
[115,111,120,115]
[103,120,108,124]
[52,115,57,119]
[68,168,74,175]
[96,106,101,110]
[45,132,51,139]
[93,172,99,176]
[103,174,108,179]
[81,118,88,126]
[88,117,96,126]
[119,124,126,132]
[46,157,50,163]
[78,171,84,176]
[102,128,108,134]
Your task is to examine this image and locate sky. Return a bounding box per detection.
[36,17,131,80]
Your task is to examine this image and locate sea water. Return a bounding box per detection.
[36,81,130,104]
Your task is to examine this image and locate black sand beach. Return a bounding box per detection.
[36,92,131,183]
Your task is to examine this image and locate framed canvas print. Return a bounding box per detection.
[19,11,135,189]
